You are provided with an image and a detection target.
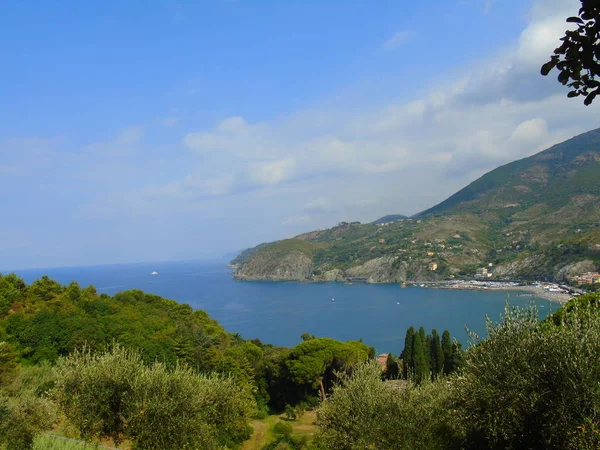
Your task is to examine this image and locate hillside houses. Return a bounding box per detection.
[571,272,600,285]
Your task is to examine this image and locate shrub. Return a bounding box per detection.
[0,395,56,450]
[453,301,600,449]
[273,421,293,437]
[314,361,458,449]
[53,344,254,449]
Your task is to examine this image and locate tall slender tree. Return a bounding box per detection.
[401,327,415,378]
[412,333,428,383]
[385,353,399,379]
[441,330,453,375]
[430,329,444,378]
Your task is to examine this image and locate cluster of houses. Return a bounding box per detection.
[570,272,600,285]
[475,264,494,279]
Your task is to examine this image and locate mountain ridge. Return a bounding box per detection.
[233,128,600,283]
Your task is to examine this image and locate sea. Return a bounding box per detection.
[9,259,555,354]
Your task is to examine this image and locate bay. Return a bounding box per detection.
[11,259,555,354]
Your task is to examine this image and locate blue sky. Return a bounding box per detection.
[1,0,597,269]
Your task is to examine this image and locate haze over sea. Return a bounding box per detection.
[11,260,553,353]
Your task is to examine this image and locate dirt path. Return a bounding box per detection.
[242,420,268,450]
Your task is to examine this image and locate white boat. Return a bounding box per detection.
[151,271,158,275]
[331,298,335,302]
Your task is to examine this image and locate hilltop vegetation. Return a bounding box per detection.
[1,272,600,448]
[233,128,600,283]
[315,293,600,450]
[0,273,376,448]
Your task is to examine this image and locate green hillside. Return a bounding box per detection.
[233,129,600,282]
[420,128,600,219]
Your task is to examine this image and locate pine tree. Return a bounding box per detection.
[441,330,453,375]
[401,327,415,378]
[430,329,444,378]
[412,333,428,383]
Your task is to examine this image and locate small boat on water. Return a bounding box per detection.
[331,298,335,302]
[151,271,158,275]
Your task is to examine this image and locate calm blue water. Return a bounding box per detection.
[10,260,555,354]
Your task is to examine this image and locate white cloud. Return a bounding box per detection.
[383,30,415,50]
[510,118,548,145]
[250,158,296,185]
[304,196,332,213]
[65,1,600,224]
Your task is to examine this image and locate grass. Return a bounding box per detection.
[241,410,318,450]
[33,434,117,450]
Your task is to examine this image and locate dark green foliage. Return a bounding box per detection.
[0,395,56,450]
[273,421,293,437]
[401,326,415,378]
[285,338,370,401]
[441,330,452,375]
[0,343,18,386]
[0,276,234,370]
[0,274,26,315]
[300,333,315,341]
[446,341,465,375]
[412,333,429,383]
[385,353,400,379]
[453,300,600,449]
[430,329,444,378]
[28,276,63,302]
[541,1,600,105]
[402,327,460,382]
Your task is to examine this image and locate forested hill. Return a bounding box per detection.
[0,272,378,411]
[233,129,600,282]
[419,127,600,217]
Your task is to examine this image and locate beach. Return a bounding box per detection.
[420,280,573,304]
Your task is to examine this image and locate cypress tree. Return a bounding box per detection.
[385,353,399,379]
[401,327,415,378]
[447,341,465,374]
[441,330,453,375]
[412,333,428,383]
[418,326,426,344]
[430,329,444,378]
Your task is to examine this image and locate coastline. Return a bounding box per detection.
[419,281,572,304]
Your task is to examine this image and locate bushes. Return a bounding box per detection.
[52,345,254,449]
[314,361,458,449]
[313,297,600,449]
[0,395,56,450]
[453,299,600,449]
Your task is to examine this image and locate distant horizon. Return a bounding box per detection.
[2,256,232,274]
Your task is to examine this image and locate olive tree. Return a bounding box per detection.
[0,395,56,450]
[53,344,254,449]
[453,300,600,449]
[314,361,458,450]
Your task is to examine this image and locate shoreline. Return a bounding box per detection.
[420,281,572,304]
